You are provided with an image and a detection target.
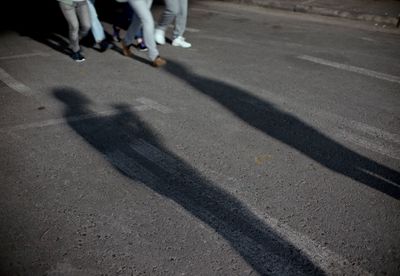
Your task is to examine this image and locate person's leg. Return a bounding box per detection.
[87,0,105,43]
[154,0,178,44]
[157,0,178,31]
[170,0,190,47]
[76,1,91,40]
[123,10,141,46]
[173,0,187,39]
[59,2,81,53]
[126,0,159,61]
[135,28,143,40]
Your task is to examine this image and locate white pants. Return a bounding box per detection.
[157,0,188,39]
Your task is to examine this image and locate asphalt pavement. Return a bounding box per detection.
[207,0,400,27]
[0,1,399,275]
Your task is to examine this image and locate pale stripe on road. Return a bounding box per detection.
[136,97,173,114]
[185,27,201,33]
[0,67,35,96]
[0,52,50,60]
[3,110,118,132]
[191,7,241,18]
[0,98,172,132]
[322,112,400,145]
[337,129,400,160]
[298,55,400,84]
[126,138,371,275]
[215,77,400,159]
[318,111,400,159]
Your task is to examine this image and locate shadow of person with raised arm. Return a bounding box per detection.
[164,61,400,199]
[53,87,325,276]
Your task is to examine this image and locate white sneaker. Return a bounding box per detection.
[172,36,192,48]
[154,29,165,45]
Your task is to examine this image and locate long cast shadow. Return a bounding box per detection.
[164,61,400,199]
[54,87,325,275]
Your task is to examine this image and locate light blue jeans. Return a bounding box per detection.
[87,0,105,43]
[124,0,159,61]
[157,0,188,39]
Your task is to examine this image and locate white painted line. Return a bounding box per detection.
[128,138,371,275]
[0,52,50,60]
[313,111,400,159]
[202,169,372,276]
[2,110,118,132]
[298,55,400,84]
[136,97,173,114]
[196,34,245,45]
[337,129,400,160]
[323,112,400,145]
[207,76,400,159]
[191,7,242,18]
[185,27,201,33]
[0,67,35,96]
[0,98,171,132]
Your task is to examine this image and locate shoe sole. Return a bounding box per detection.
[172,44,191,48]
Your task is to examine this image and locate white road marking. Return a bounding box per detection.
[126,138,371,275]
[318,111,400,159]
[168,24,200,33]
[191,7,242,18]
[0,98,172,132]
[3,110,119,132]
[321,112,400,145]
[196,34,246,45]
[185,27,201,33]
[136,97,173,114]
[0,52,50,60]
[298,55,400,84]
[0,67,35,96]
[215,77,400,159]
[337,129,400,160]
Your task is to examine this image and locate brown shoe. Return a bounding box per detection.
[152,56,166,67]
[121,40,133,57]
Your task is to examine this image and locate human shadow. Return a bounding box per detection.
[164,61,400,199]
[53,87,325,276]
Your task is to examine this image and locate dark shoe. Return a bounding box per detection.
[71,51,85,62]
[152,56,166,67]
[137,41,148,52]
[99,40,110,52]
[121,40,133,57]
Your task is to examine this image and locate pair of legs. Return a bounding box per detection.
[59,1,91,56]
[112,1,134,42]
[123,0,164,65]
[112,2,147,50]
[155,0,191,47]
